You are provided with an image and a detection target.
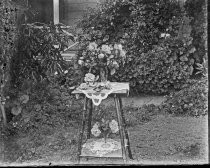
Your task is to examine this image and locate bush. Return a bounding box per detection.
[160,77,208,116]
[77,0,196,94]
[9,80,83,135]
[111,36,195,94]
[10,22,75,89]
[184,0,207,65]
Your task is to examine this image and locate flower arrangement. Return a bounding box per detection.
[91,119,119,143]
[78,42,126,82]
[79,72,112,92]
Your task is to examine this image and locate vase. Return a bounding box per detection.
[101,133,111,148]
[100,67,108,83]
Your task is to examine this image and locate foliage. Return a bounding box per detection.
[54,64,83,90]
[91,119,119,139]
[184,0,207,65]
[0,0,18,125]
[92,104,155,128]
[160,78,208,116]
[195,58,208,78]
[77,0,195,94]
[6,80,83,135]
[134,37,195,94]
[10,22,75,89]
[110,36,195,94]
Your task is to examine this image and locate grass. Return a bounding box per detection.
[0,99,208,165]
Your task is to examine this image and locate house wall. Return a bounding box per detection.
[59,0,102,26]
[28,0,103,26]
[28,0,53,23]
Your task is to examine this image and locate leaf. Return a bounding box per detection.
[11,106,22,116]
[189,47,196,54]
[34,104,42,111]
[110,68,116,75]
[20,94,29,104]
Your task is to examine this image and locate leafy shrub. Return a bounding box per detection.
[184,0,207,65]
[10,22,75,89]
[78,0,195,94]
[122,37,195,94]
[6,79,83,135]
[160,78,208,116]
[0,0,18,125]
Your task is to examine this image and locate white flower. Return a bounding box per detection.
[101,45,111,54]
[165,33,170,37]
[84,73,95,82]
[160,33,170,38]
[114,44,119,50]
[79,83,88,90]
[109,120,119,133]
[109,55,114,59]
[113,61,119,68]
[64,70,68,74]
[98,53,105,59]
[91,123,101,137]
[114,43,123,50]
[120,50,126,57]
[53,44,59,49]
[88,42,98,51]
[160,33,166,38]
[117,44,123,51]
[78,60,84,65]
[93,122,100,128]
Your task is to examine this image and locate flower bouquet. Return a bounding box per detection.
[79,72,112,92]
[91,119,119,145]
[77,42,126,82]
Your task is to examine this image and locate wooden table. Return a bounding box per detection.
[72,83,133,164]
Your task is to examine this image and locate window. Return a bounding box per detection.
[28,0,53,24]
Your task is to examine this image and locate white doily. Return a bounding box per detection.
[82,138,121,157]
[77,82,129,106]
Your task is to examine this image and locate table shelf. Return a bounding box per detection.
[80,138,128,158]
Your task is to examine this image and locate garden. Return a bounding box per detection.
[0,0,208,165]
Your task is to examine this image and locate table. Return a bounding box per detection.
[72,82,133,164]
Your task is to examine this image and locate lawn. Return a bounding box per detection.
[1,97,208,166]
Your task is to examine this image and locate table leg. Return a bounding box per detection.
[77,97,87,164]
[87,99,93,139]
[114,95,127,163]
[118,97,134,160]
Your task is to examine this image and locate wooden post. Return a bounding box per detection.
[77,97,87,164]
[114,95,127,163]
[53,0,59,24]
[118,97,133,160]
[87,99,93,139]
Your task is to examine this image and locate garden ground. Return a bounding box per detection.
[0,95,208,166]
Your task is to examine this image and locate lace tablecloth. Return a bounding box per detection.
[82,138,122,157]
[75,82,129,106]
